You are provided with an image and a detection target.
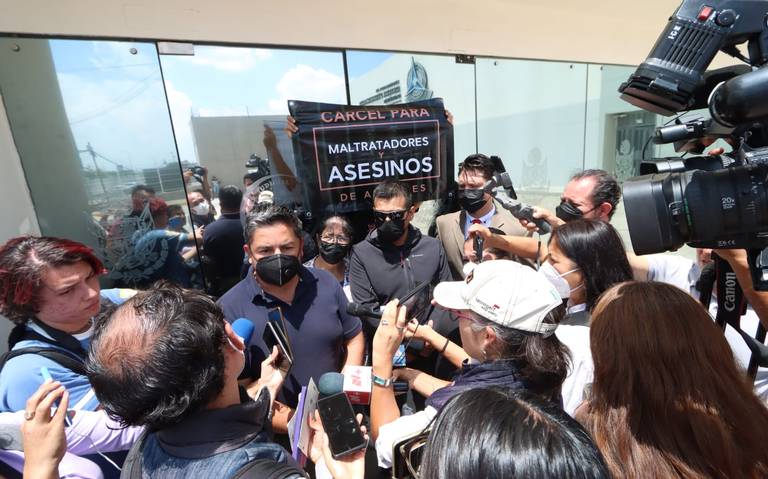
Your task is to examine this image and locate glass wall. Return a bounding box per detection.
[159,44,347,207]
[476,58,589,214]
[2,35,693,287]
[346,51,476,232]
[0,37,204,288]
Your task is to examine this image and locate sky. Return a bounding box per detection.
[49,40,390,171]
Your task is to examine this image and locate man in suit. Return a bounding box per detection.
[435,154,529,279]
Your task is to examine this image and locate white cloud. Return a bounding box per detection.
[164,80,198,165]
[267,64,346,114]
[55,72,179,171]
[197,106,249,117]
[190,46,272,72]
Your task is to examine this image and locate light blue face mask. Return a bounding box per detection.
[168,216,185,229]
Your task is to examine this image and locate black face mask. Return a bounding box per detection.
[319,241,350,265]
[376,218,407,243]
[255,254,300,286]
[555,201,584,222]
[457,189,487,214]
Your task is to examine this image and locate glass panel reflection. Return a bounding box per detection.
[0,38,202,288]
[346,51,475,233]
[476,58,588,217]
[159,45,348,292]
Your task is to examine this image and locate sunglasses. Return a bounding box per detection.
[373,209,408,224]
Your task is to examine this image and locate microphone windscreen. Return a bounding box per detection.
[317,372,344,397]
[232,318,255,345]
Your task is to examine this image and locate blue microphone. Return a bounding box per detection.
[232,318,255,377]
[232,318,255,345]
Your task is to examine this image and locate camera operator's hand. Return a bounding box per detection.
[308,410,367,479]
[22,380,69,479]
[372,299,408,369]
[519,206,563,233]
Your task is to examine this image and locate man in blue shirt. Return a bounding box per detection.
[218,205,364,433]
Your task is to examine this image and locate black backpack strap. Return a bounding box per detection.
[120,430,149,479]
[231,459,307,479]
[0,347,87,376]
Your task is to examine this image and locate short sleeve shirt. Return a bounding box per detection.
[217,266,362,407]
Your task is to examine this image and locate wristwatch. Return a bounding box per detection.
[372,372,394,387]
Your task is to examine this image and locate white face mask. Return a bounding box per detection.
[191,201,210,216]
[539,261,582,299]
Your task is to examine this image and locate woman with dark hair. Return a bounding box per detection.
[542,219,633,312]
[370,260,570,468]
[578,281,768,479]
[304,215,354,300]
[539,219,633,415]
[417,387,609,479]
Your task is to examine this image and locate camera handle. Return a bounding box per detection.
[491,193,552,234]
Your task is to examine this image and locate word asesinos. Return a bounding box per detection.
[328,157,433,183]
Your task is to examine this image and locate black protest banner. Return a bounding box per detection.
[288,99,453,217]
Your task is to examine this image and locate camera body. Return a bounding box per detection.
[620,0,768,289]
[188,165,206,177]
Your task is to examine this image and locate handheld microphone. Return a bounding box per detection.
[232,318,255,377]
[346,303,382,320]
[317,372,345,398]
[232,318,255,345]
[483,172,552,234]
[317,368,408,405]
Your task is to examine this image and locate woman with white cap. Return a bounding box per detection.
[369,260,571,469]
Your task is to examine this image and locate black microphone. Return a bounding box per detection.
[346,303,382,320]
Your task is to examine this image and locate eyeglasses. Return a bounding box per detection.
[373,209,408,224]
[446,308,476,322]
[319,234,350,245]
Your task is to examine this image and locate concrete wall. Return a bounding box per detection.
[0,92,40,352]
[0,0,737,67]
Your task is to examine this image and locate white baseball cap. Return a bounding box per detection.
[433,260,563,335]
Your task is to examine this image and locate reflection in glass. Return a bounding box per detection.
[0,38,202,287]
[160,45,347,286]
[347,51,476,233]
[476,58,588,214]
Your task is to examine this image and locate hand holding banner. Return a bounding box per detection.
[288,99,454,217]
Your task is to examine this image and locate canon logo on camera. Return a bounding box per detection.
[724,272,738,313]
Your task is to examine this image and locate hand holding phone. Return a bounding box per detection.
[314,393,368,460]
[263,307,294,369]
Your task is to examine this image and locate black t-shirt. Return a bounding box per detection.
[202,213,245,277]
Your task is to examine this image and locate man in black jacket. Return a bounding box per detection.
[349,180,453,343]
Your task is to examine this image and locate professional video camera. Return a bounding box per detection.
[619,0,768,290]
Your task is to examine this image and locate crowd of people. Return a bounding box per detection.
[1,151,768,479]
